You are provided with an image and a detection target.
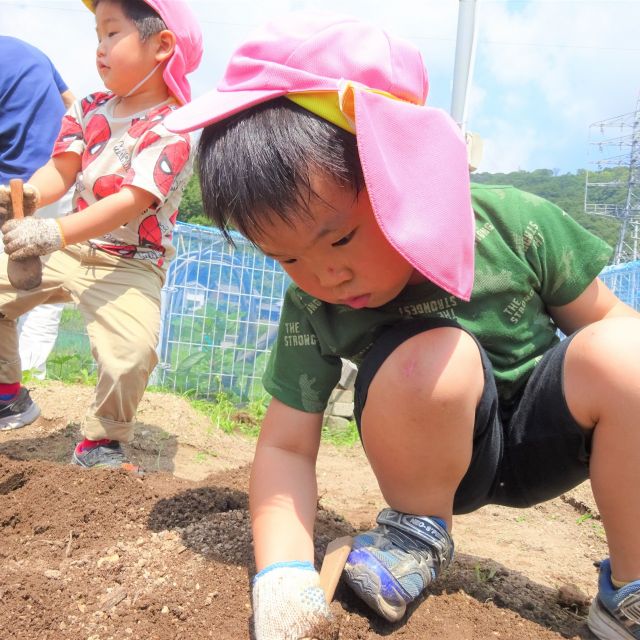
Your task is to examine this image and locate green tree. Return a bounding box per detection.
[178,173,211,226]
[177,164,625,258]
[472,168,622,252]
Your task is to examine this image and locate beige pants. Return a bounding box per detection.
[0,191,74,379]
[0,244,164,442]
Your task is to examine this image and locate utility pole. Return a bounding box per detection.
[451,0,479,132]
[451,0,482,171]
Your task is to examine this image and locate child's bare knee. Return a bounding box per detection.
[565,317,640,424]
[569,317,640,378]
[370,327,483,409]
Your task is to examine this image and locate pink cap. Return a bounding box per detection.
[82,0,203,104]
[166,12,475,299]
[144,0,202,104]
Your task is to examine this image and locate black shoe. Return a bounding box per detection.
[0,387,41,431]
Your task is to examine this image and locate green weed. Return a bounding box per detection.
[576,513,593,525]
[321,420,361,447]
[474,563,498,583]
[194,450,217,463]
[21,368,42,384]
[189,392,263,437]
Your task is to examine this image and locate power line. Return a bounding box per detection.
[482,0,638,3]
[2,1,638,52]
[479,40,640,52]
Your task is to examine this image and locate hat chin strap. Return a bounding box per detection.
[123,62,162,98]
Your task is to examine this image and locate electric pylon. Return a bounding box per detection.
[585,94,640,263]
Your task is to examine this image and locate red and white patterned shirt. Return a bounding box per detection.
[53,92,194,267]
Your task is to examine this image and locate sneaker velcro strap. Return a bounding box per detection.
[376,508,454,570]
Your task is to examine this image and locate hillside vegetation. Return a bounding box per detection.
[178,167,627,260]
[472,168,624,251]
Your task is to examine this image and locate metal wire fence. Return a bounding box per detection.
[49,222,290,401]
[600,260,640,310]
[153,223,289,400]
[48,225,640,402]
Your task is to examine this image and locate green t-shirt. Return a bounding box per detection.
[263,184,613,412]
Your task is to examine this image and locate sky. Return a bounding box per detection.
[1,0,639,174]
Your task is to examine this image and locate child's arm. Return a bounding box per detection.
[29,152,81,208]
[250,398,331,639]
[60,89,75,109]
[57,185,156,246]
[251,397,323,568]
[29,151,155,239]
[2,184,156,260]
[0,152,79,223]
[549,277,640,335]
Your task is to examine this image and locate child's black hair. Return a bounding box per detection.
[197,98,364,245]
[92,0,166,40]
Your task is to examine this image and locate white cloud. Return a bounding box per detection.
[479,122,541,173]
[1,0,638,173]
[471,0,640,171]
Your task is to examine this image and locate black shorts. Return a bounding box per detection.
[353,318,591,514]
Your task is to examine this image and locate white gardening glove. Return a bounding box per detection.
[252,561,332,640]
[1,217,64,259]
[0,183,40,224]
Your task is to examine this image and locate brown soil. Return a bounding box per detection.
[0,382,606,640]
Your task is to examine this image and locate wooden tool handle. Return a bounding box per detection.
[318,535,353,602]
[6,177,43,291]
[300,535,353,640]
[9,178,24,220]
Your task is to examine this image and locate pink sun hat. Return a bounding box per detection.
[82,0,203,104]
[165,12,475,300]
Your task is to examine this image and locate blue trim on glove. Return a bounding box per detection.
[253,561,315,583]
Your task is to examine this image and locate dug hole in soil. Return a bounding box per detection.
[1,382,606,639]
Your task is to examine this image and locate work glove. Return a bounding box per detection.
[0,183,40,224]
[252,562,333,640]
[1,217,64,260]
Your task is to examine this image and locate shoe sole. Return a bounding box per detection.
[71,451,145,476]
[587,598,638,640]
[0,401,41,431]
[71,449,123,470]
[343,548,408,622]
[71,450,101,469]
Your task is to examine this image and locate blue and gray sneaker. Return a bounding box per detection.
[343,508,454,622]
[0,387,40,431]
[588,559,640,639]
[72,440,145,476]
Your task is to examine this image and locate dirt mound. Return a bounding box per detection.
[0,382,604,639]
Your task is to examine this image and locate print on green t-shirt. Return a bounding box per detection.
[263,184,613,413]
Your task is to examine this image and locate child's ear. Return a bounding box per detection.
[154,29,176,63]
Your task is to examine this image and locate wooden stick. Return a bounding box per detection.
[9,178,24,219]
[300,535,353,640]
[318,535,353,602]
[7,178,43,290]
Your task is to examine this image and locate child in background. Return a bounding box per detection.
[0,36,76,380]
[166,12,640,640]
[0,0,202,474]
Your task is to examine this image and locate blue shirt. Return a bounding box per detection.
[0,36,68,182]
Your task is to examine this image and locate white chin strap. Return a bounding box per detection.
[123,62,162,98]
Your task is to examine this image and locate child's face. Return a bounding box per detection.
[254,173,422,308]
[94,1,160,97]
